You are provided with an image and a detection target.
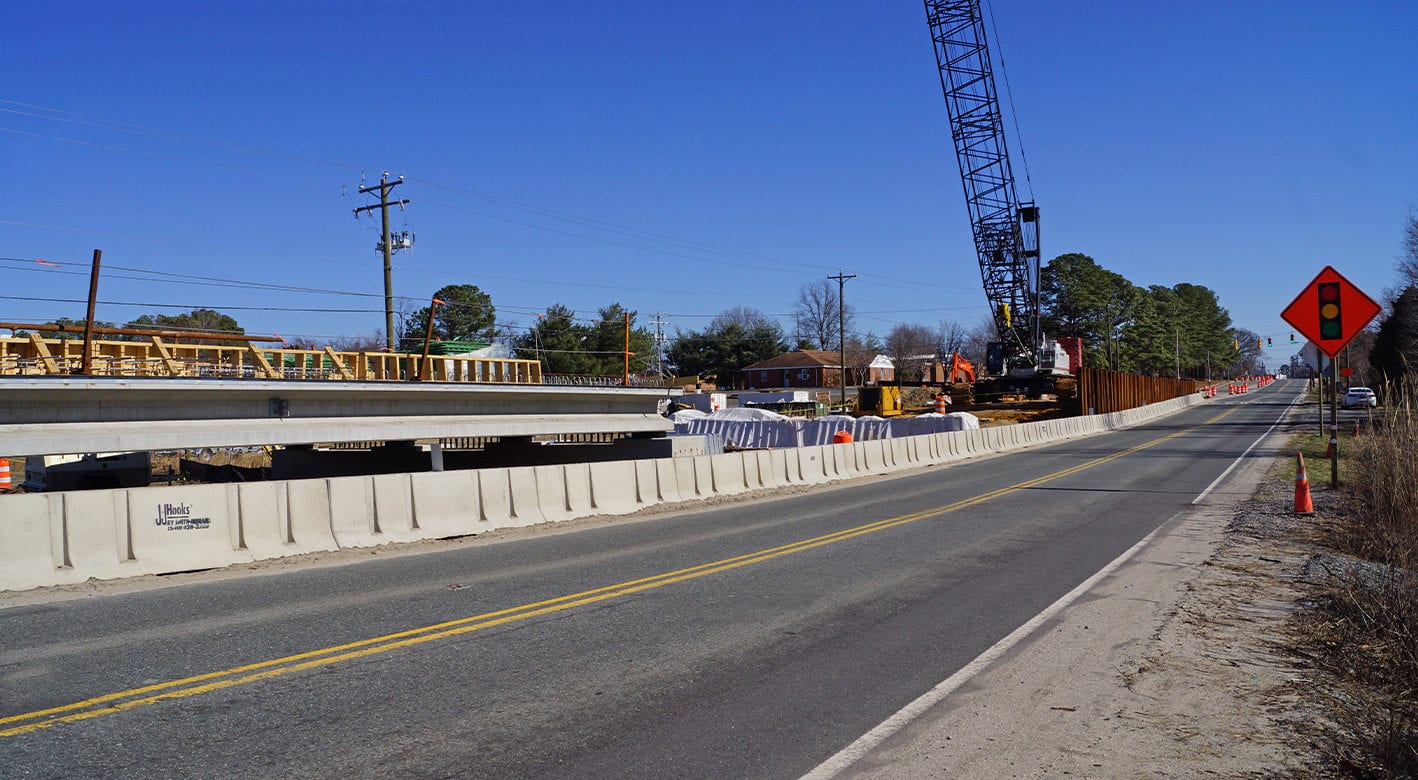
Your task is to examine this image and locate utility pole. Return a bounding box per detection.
[649,313,669,378]
[80,249,102,375]
[829,271,856,408]
[623,311,631,387]
[353,173,412,353]
[1174,328,1181,380]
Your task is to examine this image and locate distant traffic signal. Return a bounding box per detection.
[1266,337,1272,346]
[1257,339,1263,350]
[1317,282,1342,340]
[1289,333,1295,344]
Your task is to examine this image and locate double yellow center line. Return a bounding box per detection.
[0,409,1232,737]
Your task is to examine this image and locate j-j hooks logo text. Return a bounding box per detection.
[154,502,212,531]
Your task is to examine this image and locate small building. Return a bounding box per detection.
[742,350,845,389]
[866,354,896,384]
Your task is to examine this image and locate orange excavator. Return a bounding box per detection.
[923,354,975,385]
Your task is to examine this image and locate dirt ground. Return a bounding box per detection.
[969,402,1071,427]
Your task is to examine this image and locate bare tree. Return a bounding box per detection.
[938,319,968,356]
[841,335,877,387]
[960,317,997,366]
[793,279,851,351]
[885,323,941,382]
[327,332,389,352]
[714,305,777,330]
[1401,209,1418,288]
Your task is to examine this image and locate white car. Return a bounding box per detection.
[1340,387,1377,409]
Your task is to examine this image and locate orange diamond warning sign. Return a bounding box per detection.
[1280,266,1380,358]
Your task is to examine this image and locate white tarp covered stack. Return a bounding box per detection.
[673,407,799,449]
[674,410,980,449]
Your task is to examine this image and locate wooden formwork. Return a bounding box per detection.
[0,335,543,384]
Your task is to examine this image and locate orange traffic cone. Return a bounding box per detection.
[1293,452,1314,515]
[0,458,10,490]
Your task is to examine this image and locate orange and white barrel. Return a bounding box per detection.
[0,458,11,490]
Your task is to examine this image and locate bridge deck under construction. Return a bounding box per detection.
[1,334,543,383]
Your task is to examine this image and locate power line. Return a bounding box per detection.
[3,98,964,291]
[0,294,379,313]
[0,99,364,173]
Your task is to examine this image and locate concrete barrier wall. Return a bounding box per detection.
[506,466,546,527]
[127,483,251,575]
[589,460,640,516]
[563,463,596,518]
[476,467,516,526]
[373,474,421,543]
[797,446,829,485]
[0,494,77,590]
[708,452,749,496]
[409,470,480,537]
[1,392,1212,592]
[60,489,135,581]
[651,458,682,504]
[533,464,574,523]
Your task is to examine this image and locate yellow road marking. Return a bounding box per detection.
[1,409,1235,737]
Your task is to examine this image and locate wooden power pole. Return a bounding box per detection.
[80,248,102,375]
[829,270,856,407]
[353,174,411,353]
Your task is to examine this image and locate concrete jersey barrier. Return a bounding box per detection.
[1,391,1213,592]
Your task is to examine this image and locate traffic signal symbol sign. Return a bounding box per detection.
[1317,282,1342,340]
[1281,265,1381,358]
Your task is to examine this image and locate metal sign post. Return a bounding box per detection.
[1330,375,1339,487]
[1281,266,1382,489]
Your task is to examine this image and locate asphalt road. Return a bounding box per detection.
[1,382,1302,778]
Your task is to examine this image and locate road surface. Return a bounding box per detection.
[0,383,1298,777]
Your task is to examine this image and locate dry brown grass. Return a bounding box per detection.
[1301,379,1418,776]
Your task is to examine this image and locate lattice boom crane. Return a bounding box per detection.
[924,0,1041,373]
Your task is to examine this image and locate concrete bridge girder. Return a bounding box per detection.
[0,378,677,455]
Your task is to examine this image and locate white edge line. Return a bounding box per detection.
[1191,382,1306,505]
[801,522,1169,779]
[803,381,1307,779]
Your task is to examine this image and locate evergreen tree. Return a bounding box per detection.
[667,307,785,388]
[1370,285,1418,385]
[400,284,495,349]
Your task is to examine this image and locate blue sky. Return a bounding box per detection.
[3,1,1415,368]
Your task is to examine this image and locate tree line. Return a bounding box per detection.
[1367,211,1418,386]
[24,262,1248,384]
[1039,253,1252,378]
[39,309,245,343]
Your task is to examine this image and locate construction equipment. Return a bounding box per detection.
[923,353,976,385]
[924,0,1042,375]
[856,385,905,417]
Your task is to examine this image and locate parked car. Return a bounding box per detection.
[1340,386,1377,409]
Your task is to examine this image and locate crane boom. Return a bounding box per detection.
[924,0,1041,372]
